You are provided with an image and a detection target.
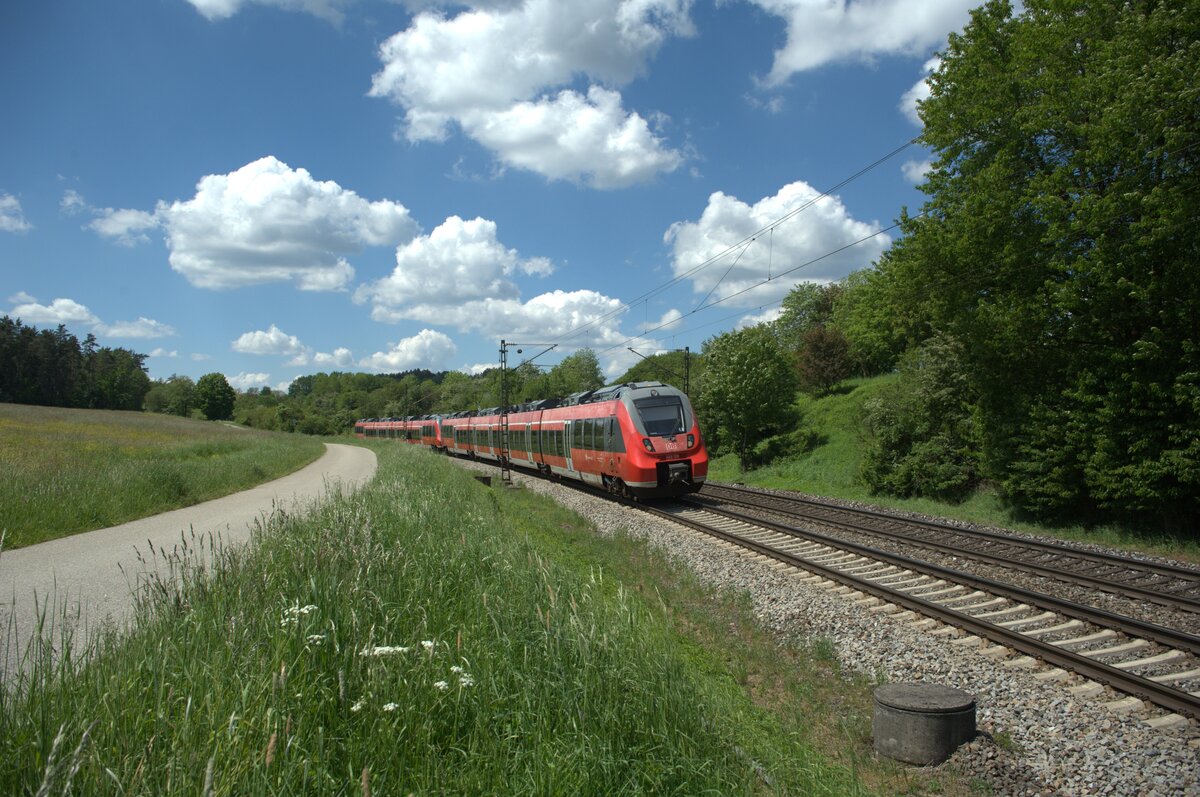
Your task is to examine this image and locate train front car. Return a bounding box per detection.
[614,382,707,499]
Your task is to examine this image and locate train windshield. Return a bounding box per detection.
[634,396,687,436]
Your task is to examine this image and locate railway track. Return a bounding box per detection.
[698,483,1200,616]
[465,457,1200,728]
[637,495,1200,726]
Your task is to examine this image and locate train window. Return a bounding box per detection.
[634,397,686,436]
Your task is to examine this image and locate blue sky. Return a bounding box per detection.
[1,0,976,392]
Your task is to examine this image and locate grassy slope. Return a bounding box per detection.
[0,444,981,796]
[707,376,1200,563]
[0,403,325,548]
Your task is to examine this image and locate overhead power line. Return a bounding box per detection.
[549,137,920,351]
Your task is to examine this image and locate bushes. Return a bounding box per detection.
[860,336,982,502]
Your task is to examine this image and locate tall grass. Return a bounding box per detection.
[0,445,869,796]
[0,404,324,548]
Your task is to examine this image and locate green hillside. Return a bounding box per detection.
[706,376,1200,563]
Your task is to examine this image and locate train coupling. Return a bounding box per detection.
[663,461,691,485]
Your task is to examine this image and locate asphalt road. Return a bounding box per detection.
[0,442,377,674]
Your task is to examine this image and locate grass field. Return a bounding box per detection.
[707,377,1200,564]
[0,403,325,549]
[0,443,981,796]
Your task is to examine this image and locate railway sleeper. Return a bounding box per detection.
[1051,629,1118,648]
[1081,638,1151,658]
[1112,649,1188,671]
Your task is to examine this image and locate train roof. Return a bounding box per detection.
[355,381,683,425]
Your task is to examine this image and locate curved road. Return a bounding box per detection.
[0,442,377,674]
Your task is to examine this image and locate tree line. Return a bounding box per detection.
[229,350,620,436]
[0,316,153,411]
[694,0,1198,533]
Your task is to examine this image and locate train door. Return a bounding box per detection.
[564,419,574,473]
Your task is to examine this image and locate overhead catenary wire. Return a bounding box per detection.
[596,216,909,357]
[546,137,920,352]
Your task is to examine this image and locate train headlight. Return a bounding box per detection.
[642,438,654,452]
[687,434,695,448]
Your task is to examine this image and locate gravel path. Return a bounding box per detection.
[456,460,1199,797]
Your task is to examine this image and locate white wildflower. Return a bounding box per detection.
[434,681,449,691]
[306,634,326,646]
[421,640,435,652]
[382,702,399,712]
[450,665,464,674]
[281,604,318,628]
[458,674,475,688]
[350,699,366,713]
[359,645,411,657]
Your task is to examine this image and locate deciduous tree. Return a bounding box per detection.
[698,326,796,471]
[195,373,236,421]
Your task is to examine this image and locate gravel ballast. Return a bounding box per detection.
[456,460,1199,797]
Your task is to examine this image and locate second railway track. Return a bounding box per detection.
[697,483,1200,618]
[643,494,1200,726]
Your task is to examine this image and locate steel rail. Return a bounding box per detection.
[707,482,1200,589]
[649,500,1200,721]
[699,490,1200,614]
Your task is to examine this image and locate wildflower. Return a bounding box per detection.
[281,604,318,628]
[458,673,475,688]
[450,665,464,674]
[382,703,399,712]
[306,634,326,646]
[434,681,449,691]
[421,640,435,652]
[350,699,366,713]
[359,645,411,657]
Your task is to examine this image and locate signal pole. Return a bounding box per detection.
[498,340,557,484]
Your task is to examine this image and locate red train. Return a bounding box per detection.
[354,381,707,499]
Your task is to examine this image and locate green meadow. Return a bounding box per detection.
[0,442,980,796]
[0,403,324,548]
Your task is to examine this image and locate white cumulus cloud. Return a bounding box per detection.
[900,55,940,125]
[60,189,87,215]
[149,348,179,358]
[639,308,683,332]
[8,294,176,340]
[97,317,177,338]
[901,158,933,184]
[459,362,496,376]
[357,215,553,315]
[747,0,974,86]
[370,0,691,187]
[232,324,307,356]
[9,297,100,326]
[461,87,682,189]
[664,181,890,308]
[311,347,355,368]
[0,194,33,233]
[88,208,161,246]
[155,156,418,291]
[359,329,458,372]
[356,214,635,366]
[227,371,273,390]
[184,0,353,22]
